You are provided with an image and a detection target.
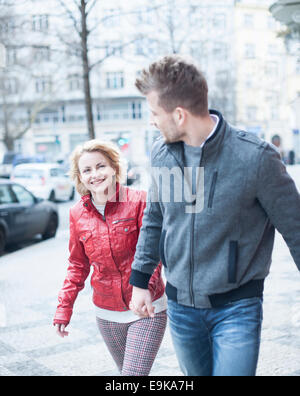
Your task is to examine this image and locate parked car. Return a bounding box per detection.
[10,163,75,202]
[0,180,59,255]
[0,152,46,179]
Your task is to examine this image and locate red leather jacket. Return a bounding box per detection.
[53,185,165,325]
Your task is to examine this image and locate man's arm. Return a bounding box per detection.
[256,143,300,270]
[130,148,164,316]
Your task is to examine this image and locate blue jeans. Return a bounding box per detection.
[167,297,263,376]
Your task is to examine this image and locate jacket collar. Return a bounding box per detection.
[81,183,124,211]
[165,110,227,166]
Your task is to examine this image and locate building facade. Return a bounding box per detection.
[234,0,300,161]
[0,0,299,165]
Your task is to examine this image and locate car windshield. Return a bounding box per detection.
[0,184,16,204]
[13,169,45,179]
[50,168,65,177]
[3,153,15,164]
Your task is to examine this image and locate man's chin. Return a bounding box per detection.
[163,136,180,144]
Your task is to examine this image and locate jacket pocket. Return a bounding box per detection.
[115,223,138,252]
[159,230,167,267]
[208,171,218,209]
[228,241,238,284]
[79,231,95,255]
[115,223,138,234]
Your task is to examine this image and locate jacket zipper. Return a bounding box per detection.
[190,211,196,306]
[208,171,218,209]
[189,149,205,307]
[112,217,135,224]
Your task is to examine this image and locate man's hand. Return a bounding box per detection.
[130,286,155,318]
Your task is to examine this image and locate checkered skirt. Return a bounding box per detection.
[96,311,167,376]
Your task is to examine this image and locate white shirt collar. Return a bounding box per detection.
[200,114,219,148]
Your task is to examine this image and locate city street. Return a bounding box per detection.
[0,166,299,376]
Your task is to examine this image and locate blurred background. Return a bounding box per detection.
[0,0,299,176]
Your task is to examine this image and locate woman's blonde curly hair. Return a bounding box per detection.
[69,139,127,196]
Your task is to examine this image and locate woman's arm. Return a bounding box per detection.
[53,210,91,329]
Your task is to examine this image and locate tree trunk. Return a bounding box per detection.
[80,0,95,140]
[3,135,15,151]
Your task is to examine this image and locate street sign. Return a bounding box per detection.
[293,129,299,135]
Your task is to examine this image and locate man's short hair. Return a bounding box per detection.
[136,55,209,116]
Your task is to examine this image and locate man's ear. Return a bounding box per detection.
[173,107,186,127]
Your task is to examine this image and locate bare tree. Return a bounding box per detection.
[0,1,63,152]
[139,0,237,122]
[55,0,143,140]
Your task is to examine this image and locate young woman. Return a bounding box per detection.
[53,139,167,376]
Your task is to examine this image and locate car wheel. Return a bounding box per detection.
[0,228,6,256]
[49,190,56,202]
[42,214,58,240]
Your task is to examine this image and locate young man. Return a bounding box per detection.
[129,55,300,376]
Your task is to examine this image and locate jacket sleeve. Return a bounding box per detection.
[53,210,91,325]
[256,143,300,271]
[130,158,164,289]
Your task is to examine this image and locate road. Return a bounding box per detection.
[0,166,299,376]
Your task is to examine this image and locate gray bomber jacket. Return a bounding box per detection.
[130,110,300,308]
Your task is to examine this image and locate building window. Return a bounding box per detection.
[33,46,50,62]
[3,78,18,94]
[104,41,123,57]
[213,13,226,29]
[135,7,155,24]
[34,109,59,124]
[95,101,143,121]
[32,15,49,32]
[135,38,157,57]
[68,74,82,91]
[265,61,278,76]
[268,44,278,57]
[244,14,254,28]
[189,7,203,27]
[246,106,257,121]
[103,8,120,27]
[244,43,255,59]
[35,76,52,93]
[106,72,124,89]
[244,73,254,89]
[0,19,15,36]
[6,46,17,65]
[132,101,142,119]
[213,42,227,59]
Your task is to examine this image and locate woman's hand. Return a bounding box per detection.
[130,287,155,318]
[55,324,69,338]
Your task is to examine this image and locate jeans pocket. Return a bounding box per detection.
[225,296,263,307]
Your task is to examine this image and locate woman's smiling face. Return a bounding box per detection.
[78,151,116,197]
